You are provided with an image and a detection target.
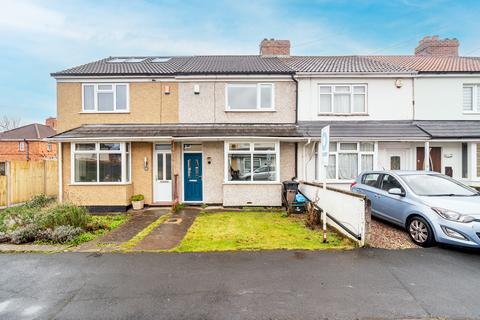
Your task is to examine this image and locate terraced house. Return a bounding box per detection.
[50,37,480,211]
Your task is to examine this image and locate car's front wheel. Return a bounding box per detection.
[407,216,435,247]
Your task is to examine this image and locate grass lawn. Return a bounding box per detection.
[173,211,354,252]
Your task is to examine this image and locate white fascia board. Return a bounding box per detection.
[330,137,430,142]
[294,72,416,78]
[55,76,176,82]
[173,136,312,142]
[175,75,293,82]
[416,73,480,78]
[46,136,174,142]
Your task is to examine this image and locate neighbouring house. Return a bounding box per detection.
[0,119,57,162]
[49,36,480,211]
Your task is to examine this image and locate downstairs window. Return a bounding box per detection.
[326,142,375,181]
[72,142,130,183]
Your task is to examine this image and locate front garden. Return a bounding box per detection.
[173,211,354,252]
[0,195,127,247]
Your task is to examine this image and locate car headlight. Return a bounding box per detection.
[431,207,475,223]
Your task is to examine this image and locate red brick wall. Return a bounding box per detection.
[415,36,459,56]
[260,39,290,57]
[0,141,57,161]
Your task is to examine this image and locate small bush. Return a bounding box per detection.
[26,194,53,209]
[172,202,185,213]
[0,232,10,243]
[131,194,144,202]
[10,224,40,244]
[39,203,91,230]
[49,226,83,243]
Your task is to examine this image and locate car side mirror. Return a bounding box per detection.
[388,188,405,196]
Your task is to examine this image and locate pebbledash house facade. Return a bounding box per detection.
[49,37,480,211]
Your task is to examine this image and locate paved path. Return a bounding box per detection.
[134,208,199,250]
[75,208,169,252]
[0,247,479,319]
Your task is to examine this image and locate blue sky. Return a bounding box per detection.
[1,0,480,125]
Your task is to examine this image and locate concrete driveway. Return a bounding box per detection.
[0,247,479,319]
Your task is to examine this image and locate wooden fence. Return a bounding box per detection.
[0,160,58,207]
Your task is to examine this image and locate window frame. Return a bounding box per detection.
[19,142,25,151]
[463,84,480,114]
[318,84,367,115]
[224,141,280,184]
[225,83,275,112]
[326,141,376,182]
[70,142,131,185]
[81,83,130,113]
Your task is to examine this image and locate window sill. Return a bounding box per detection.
[223,181,281,185]
[225,109,276,113]
[317,113,369,116]
[462,112,480,115]
[69,182,132,186]
[79,111,130,114]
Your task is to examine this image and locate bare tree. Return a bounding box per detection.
[0,116,21,131]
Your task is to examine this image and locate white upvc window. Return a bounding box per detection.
[225,141,280,183]
[318,84,367,115]
[463,84,480,113]
[71,142,131,184]
[226,83,275,111]
[326,142,375,181]
[82,84,129,113]
[19,142,25,151]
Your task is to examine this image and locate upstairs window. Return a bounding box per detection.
[318,84,367,115]
[226,83,274,111]
[82,84,129,112]
[463,84,480,113]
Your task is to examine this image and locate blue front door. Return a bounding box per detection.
[184,153,203,202]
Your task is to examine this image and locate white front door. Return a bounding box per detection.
[153,144,172,202]
[383,149,408,170]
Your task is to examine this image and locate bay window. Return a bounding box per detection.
[72,143,130,183]
[226,142,279,182]
[326,142,375,180]
[319,84,367,114]
[82,84,129,112]
[226,83,274,111]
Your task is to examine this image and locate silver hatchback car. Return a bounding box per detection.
[351,171,480,248]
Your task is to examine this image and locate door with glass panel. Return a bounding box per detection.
[153,144,172,202]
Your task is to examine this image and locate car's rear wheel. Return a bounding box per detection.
[407,216,435,247]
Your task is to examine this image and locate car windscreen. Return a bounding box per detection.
[401,174,478,196]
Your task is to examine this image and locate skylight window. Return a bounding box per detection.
[152,57,172,63]
[108,58,145,63]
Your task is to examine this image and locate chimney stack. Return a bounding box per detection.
[45,117,57,130]
[259,38,290,57]
[415,35,459,56]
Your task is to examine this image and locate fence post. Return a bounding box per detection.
[6,161,11,207]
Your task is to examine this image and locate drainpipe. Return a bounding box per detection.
[291,74,299,179]
[412,77,416,120]
[24,139,29,161]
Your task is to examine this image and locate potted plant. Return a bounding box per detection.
[131,194,145,210]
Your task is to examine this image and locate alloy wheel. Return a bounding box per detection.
[409,219,428,244]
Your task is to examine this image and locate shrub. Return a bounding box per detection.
[49,226,83,243]
[39,203,91,230]
[131,194,144,202]
[10,224,40,244]
[26,194,53,209]
[0,232,10,243]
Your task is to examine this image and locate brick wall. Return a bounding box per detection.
[415,36,459,56]
[259,39,290,57]
[0,141,57,161]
